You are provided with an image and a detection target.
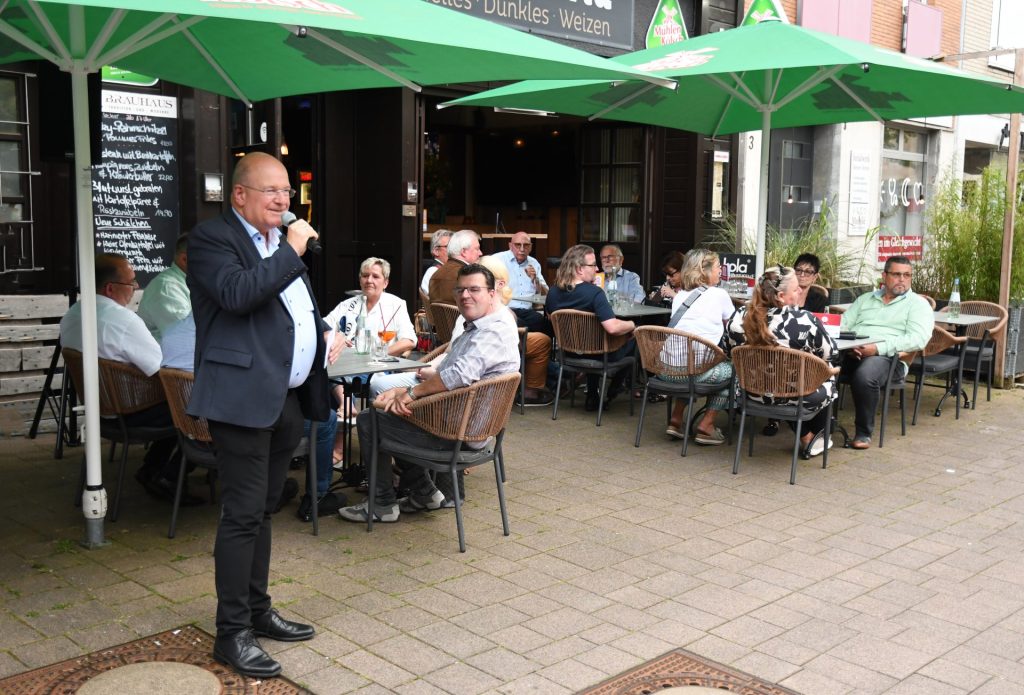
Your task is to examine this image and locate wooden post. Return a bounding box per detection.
[996,49,1023,385]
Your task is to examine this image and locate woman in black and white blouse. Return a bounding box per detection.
[725,266,839,456]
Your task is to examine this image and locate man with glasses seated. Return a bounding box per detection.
[420,229,451,294]
[839,255,934,450]
[338,263,520,523]
[60,253,193,504]
[545,245,636,412]
[600,244,646,305]
[496,230,548,333]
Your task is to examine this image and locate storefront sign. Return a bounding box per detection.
[92,90,180,286]
[645,0,687,48]
[101,66,158,87]
[720,253,756,278]
[423,0,635,49]
[876,234,923,263]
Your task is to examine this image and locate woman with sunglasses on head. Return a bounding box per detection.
[725,265,839,456]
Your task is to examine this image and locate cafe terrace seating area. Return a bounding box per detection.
[3,354,1024,693]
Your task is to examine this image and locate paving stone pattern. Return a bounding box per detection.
[2,387,1024,694]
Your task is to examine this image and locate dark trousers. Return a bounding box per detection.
[357,408,463,507]
[582,340,635,397]
[512,307,546,334]
[209,390,303,637]
[782,388,831,436]
[840,354,898,439]
[125,403,180,482]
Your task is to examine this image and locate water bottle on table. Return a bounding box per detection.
[948,278,961,319]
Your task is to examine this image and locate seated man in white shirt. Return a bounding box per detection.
[496,231,548,333]
[420,229,451,294]
[60,253,199,505]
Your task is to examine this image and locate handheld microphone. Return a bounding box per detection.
[281,211,322,255]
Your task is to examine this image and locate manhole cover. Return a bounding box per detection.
[78,662,221,695]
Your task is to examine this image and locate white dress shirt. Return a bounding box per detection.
[60,295,163,376]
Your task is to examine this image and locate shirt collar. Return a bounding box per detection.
[233,209,280,250]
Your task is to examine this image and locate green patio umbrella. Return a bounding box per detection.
[443,19,1024,277]
[0,0,673,546]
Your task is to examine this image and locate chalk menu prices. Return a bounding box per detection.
[92,90,179,285]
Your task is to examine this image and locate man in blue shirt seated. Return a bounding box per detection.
[545,244,636,411]
[600,244,646,305]
[496,230,548,333]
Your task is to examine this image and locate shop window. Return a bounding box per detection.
[0,74,28,225]
[579,127,643,243]
[989,0,1023,72]
[880,125,928,246]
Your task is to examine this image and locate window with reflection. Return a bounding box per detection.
[580,127,643,243]
[0,74,27,225]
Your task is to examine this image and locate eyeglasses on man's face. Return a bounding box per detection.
[453,286,491,295]
[885,271,913,280]
[240,184,296,199]
[512,242,532,249]
[111,279,140,289]
[600,254,622,261]
[794,267,817,276]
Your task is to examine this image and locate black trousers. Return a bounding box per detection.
[840,354,898,439]
[511,307,547,334]
[125,403,180,481]
[209,390,303,637]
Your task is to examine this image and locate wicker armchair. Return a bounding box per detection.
[918,294,937,310]
[549,309,635,426]
[62,348,175,522]
[938,300,1007,408]
[431,302,460,345]
[731,345,839,485]
[633,326,730,456]
[910,325,967,424]
[366,371,521,552]
[419,341,449,363]
[158,368,220,538]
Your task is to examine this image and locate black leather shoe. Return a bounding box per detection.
[252,608,315,642]
[213,628,281,679]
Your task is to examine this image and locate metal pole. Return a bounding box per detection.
[69,5,107,548]
[996,49,1023,385]
[755,91,772,277]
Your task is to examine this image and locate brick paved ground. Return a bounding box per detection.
[2,386,1024,694]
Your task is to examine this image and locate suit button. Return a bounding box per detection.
[287,326,294,334]
[284,361,291,368]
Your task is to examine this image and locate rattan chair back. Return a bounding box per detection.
[809,284,829,304]
[922,325,966,358]
[634,325,725,379]
[918,294,937,310]
[549,309,629,355]
[431,302,460,344]
[940,300,1007,341]
[158,368,211,444]
[419,288,434,328]
[732,345,834,400]
[60,348,109,415]
[398,371,520,444]
[97,358,167,416]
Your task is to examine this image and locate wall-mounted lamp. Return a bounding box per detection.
[513,137,526,148]
[787,187,794,205]
[280,141,289,156]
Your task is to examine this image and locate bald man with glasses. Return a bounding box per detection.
[496,230,548,332]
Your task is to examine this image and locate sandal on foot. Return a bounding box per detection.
[694,427,726,446]
[850,436,871,450]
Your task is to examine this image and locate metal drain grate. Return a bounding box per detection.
[0,625,310,695]
[577,647,803,695]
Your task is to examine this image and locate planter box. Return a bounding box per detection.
[828,284,874,306]
[1005,302,1023,378]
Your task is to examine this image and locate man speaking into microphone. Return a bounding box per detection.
[188,152,338,678]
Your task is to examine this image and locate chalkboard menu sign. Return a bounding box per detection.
[92,90,179,286]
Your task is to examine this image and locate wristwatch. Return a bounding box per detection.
[405,385,418,401]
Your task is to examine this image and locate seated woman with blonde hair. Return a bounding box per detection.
[725,265,839,456]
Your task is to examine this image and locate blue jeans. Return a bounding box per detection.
[303,414,338,496]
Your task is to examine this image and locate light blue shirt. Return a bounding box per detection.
[234,210,318,389]
[605,268,645,304]
[160,313,196,371]
[495,249,547,310]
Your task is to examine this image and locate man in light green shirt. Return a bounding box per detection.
[840,255,934,449]
[137,233,191,341]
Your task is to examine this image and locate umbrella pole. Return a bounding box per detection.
[755,106,771,279]
[70,63,108,549]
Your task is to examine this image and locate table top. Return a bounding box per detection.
[933,312,992,326]
[614,302,671,319]
[835,336,878,351]
[512,293,547,305]
[327,351,422,379]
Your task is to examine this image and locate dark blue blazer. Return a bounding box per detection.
[186,211,330,428]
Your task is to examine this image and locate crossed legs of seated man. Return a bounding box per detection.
[210,392,315,678]
[338,408,460,522]
[840,354,898,449]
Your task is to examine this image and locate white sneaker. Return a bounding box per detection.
[338,500,399,523]
[808,436,834,457]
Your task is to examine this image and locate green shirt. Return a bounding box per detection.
[841,289,934,357]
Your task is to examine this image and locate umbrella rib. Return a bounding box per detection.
[772,65,844,110]
[729,72,762,108]
[85,9,127,66]
[829,74,883,122]
[0,11,62,65]
[587,82,658,121]
[98,14,200,69]
[25,0,70,62]
[173,18,252,105]
[298,26,423,93]
[705,74,760,110]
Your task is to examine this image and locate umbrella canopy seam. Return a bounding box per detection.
[83,6,123,64]
[588,82,658,122]
[176,17,251,105]
[301,24,421,93]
